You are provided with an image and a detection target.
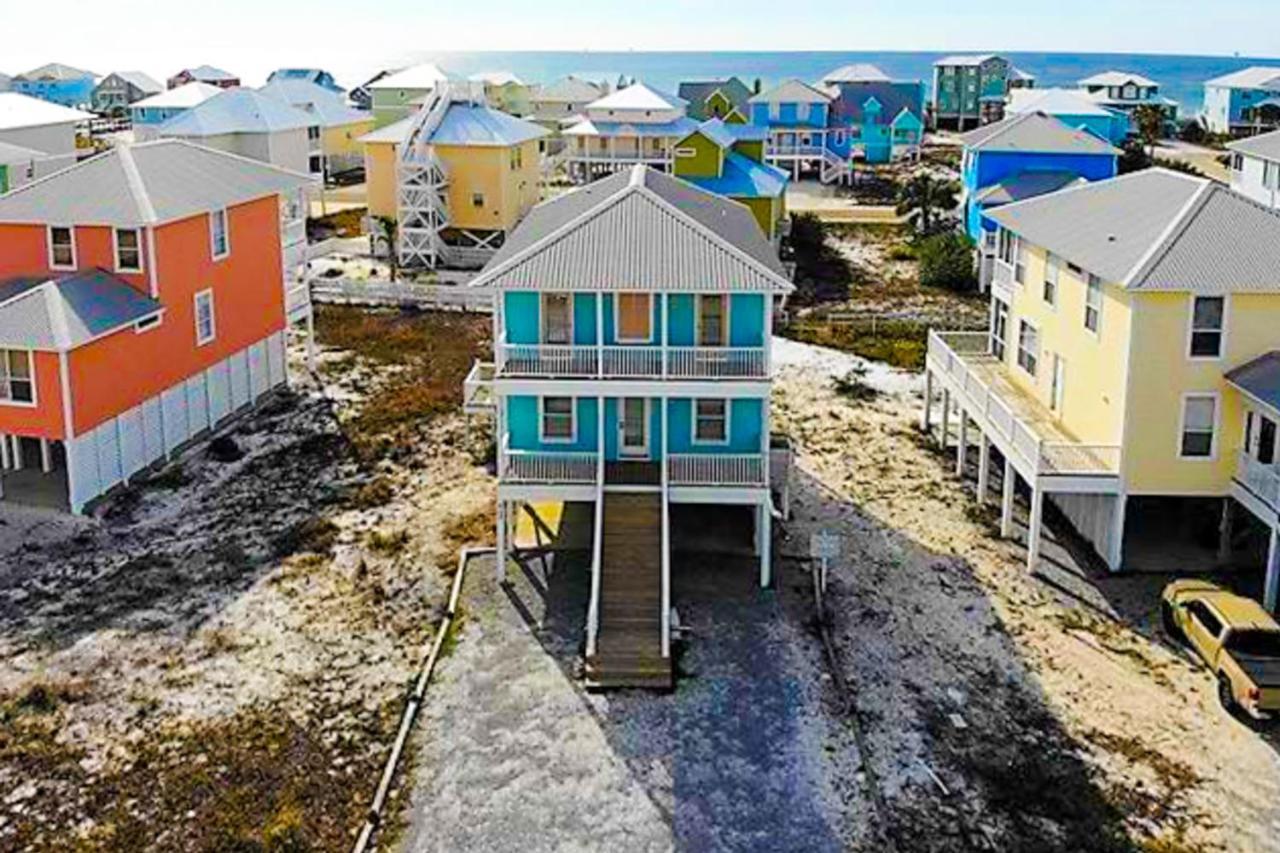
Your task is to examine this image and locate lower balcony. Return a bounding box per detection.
[498,447,767,489]
[1235,451,1280,513]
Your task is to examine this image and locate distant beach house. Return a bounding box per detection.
[259,78,374,177]
[461,163,794,688]
[677,77,753,123]
[1008,67,1037,91]
[167,65,239,91]
[1079,71,1178,128]
[469,71,534,117]
[0,92,92,179]
[361,84,548,269]
[11,64,96,109]
[561,82,696,181]
[927,169,1280,614]
[671,119,789,240]
[1007,88,1130,145]
[1204,67,1280,136]
[365,63,452,129]
[528,76,607,136]
[267,68,343,93]
[959,111,1119,289]
[130,82,222,132]
[90,72,163,115]
[0,141,312,513]
[1227,129,1280,210]
[931,54,1012,130]
[153,88,322,178]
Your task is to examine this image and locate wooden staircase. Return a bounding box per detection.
[585,492,672,690]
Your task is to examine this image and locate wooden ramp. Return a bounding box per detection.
[585,492,672,690]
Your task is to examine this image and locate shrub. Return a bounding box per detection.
[916,231,977,293]
[785,212,856,305]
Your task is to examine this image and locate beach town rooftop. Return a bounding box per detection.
[0,91,93,129]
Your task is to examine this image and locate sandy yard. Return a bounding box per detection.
[0,307,494,851]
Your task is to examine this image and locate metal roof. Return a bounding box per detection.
[469,71,524,86]
[0,139,313,227]
[828,81,923,125]
[691,118,736,148]
[959,111,1119,155]
[933,54,1003,67]
[0,139,44,166]
[17,63,94,82]
[1008,87,1124,118]
[367,64,451,91]
[470,165,792,293]
[533,76,605,104]
[677,78,752,119]
[1206,67,1280,90]
[684,150,789,199]
[1228,129,1280,163]
[973,170,1084,206]
[987,169,1280,292]
[0,92,92,130]
[822,64,892,84]
[258,79,368,128]
[131,81,221,110]
[1226,352,1280,413]
[750,79,832,105]
[588,82,686,112]
[0,270,163,350]
[563,116,699,138]
[1079,70,1158,89]
[105,71,163,94]
[156,88,315,136]
[181,65,237,83]
[430,102,548,146]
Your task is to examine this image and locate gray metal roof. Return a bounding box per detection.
[988,169,1280,292]
[1226,352,1280,413]
[0,270,163,350]
[156,88,315,136]
[109,71,163,94]
[470,165,792,293]
[973,171,1084,206]
[1228,129,1280,163]
[258,79,367,128]
[960,111,1120,155]
[0,139,312,227]
[1205,67,1280,90]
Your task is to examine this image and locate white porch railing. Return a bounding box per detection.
[497,344,597,377]
[1237,451,1280,510]
[766,144,828,157]
[502,448,597,484]
[463,361,495,412]
[601,346,664,378]
[665,347,767,379]
[991,260,1013,291]
[668,454,766,487]
[927,331,1121,479]
[493,344,769,380]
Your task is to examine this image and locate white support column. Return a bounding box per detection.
[0,432,9,470]
[955,409,968,478]
[1000,456,1016,539]
[39,439,51,474]
[1265,524,1280,613]
[11,435,23,471]
[496,499,507,583]
[922,370,933,435]
[940,389,951,450]
[1027,484,1045,571]
[1107,493,1127,572]
[596,291,604,377]
[977,434,991,506]
[759,500,772,588]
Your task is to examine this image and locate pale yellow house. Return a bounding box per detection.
[360,94,547,266]
[925,169,1280,609]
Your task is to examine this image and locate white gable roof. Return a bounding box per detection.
[0,92,92,130]
[587,82,686,112]
[131,81,222,110]
[368,64,451,91]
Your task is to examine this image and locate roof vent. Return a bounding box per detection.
[1107,234,1117,242]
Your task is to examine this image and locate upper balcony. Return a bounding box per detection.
[926,331,1122,486]
[1235,451,1280,514]
[495,343,769,381]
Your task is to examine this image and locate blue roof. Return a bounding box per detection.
[156,88,315,136]
[430,102,549,146]
[685,150,788,199]
[0,270,163,350]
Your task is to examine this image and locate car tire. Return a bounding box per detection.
[1218,674,1239,716]
[1161,602,1182,642]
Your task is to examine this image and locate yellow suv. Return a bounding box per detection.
[1162,580,1280,721]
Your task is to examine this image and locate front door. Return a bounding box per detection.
[619,398,648,458]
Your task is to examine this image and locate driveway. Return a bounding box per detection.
[398,539,869,852]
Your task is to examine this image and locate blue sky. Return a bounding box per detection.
[4,0,1276,87]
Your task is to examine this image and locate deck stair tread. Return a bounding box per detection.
[586,492,672,690]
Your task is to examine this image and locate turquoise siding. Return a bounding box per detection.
[503,292,602,346]
[730,294,765,346]
[668,294,696,346]
[504,291,766,347]
[668,398,764,454]
[601,398,666,462]
[507,396,599,453]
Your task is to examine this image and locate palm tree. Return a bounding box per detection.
[1133,104,1166,160]
[896,172,959,234]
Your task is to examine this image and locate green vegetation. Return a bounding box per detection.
[896,172,960,235]
[832,364,880,402]
[916,231,978,293]
[368,528,411,555]
[785,213,857,305]
[784,317,929,370]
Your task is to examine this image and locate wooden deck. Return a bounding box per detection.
[962,354,1084,446]
[604,461,661,487]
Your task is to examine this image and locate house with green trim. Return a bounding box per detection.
[931,54,1012,130]
[671,119,788,241]
[366,63,451,129]
[677,78,753,123]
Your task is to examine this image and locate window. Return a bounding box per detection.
[210,209,229,259]
[541,293,572,345]
[540,397,575,442]
[1084,274,1103,333]
[194,289,216,345]
[1231,152,1244,171]
[615,293,651,343]
[1188,295,1225,358]
[1014,240,1026,286]
[1043,253,1059,307]
[997,228,1015,265]
[471,192,485,208]
[309,154,324,175]
[0,349,35,405]
[990,299,1009,361]
[114,228,142,272]
[1179,394,1217,459]
[697,295,726,347]
[1186,601,1223,638]
[307,125,320,141]
[48,226,75,269]
[1265,161,1279,189]
[1016,320,1039,377]
[694,399,728,443]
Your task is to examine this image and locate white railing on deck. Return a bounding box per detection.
[502,447,597,484]
[927,331,1121,479]
[498,344,597,377]
[1237,451,1280,510]
[601,346,664,378]
[493,343,768,380]
[668,454,766,486]
[666,347,766,379]
[462,361,494,411]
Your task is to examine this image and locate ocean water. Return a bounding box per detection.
[404,50,1280,115]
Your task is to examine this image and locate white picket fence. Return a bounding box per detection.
[66,331,287,512]
[310,278,492,313]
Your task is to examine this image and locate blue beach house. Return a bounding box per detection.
[11,64,96,108]
[959,111,1119,289]
[1007,88,1130,146]
[1204,67,1280,136]
[462,164,794,688]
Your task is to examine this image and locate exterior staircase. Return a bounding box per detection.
[819,148,851,185]
[585,492,672,689]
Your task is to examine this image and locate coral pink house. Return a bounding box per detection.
[0,140,311,511]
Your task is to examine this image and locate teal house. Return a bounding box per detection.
[1007,88,1130,145]
[463,165,794,688]
[11,63,96,108]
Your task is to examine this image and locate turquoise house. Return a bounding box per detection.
[463,164,794,688]
[12,64,95,108]
[1204,67,1280,136]
[1007,88,1130,145]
